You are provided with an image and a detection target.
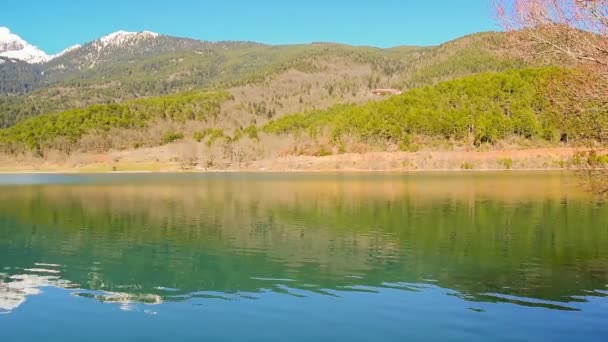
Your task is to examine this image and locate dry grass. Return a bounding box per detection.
[0,146,585,173]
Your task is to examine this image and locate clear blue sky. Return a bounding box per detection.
[2,0,498,54]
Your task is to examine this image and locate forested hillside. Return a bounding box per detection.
[265,68,563,147]
[0,32,516,128]
[0,91,231,155]
[0,67,593,160]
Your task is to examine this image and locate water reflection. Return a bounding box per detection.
[0,273,62,314]
[0,265,164,314]
[0,172,607,314]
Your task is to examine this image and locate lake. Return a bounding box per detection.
[0,172,607,341]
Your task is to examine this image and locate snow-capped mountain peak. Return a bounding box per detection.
[96,30,160,49]
[0,27,50,64]
[0,27,162,65]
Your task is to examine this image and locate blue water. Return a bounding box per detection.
[1,172,607,341]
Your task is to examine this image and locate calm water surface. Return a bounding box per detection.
[0,172,607,341]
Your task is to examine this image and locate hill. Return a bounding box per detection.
[264,67,564,149]
[0,31,516,128]
[2,29,599,172]
[0,67,589,167]
[0,91,231,155]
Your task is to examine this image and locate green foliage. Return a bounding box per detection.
[265,68,563,145]
[205,129,225,147]
[243,125,259,140]
[161,131,185,145]
[399,135,420,152]
[316,146,333,157]
[231,129,244,142]
[193,130,211,142]
[0,58,42,94]
[498,158,514,170]
[572,150,608,168]
[401,33,520,89]
[461,162,475,170]
[0,91,231,153]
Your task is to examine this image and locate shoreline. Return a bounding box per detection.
[0,167,576,175]
[0,147,586,174]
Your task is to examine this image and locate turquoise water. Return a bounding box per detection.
[0,172,607,341]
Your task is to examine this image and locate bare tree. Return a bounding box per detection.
[496,0,608,195]
[495,0,608,108]
[496,0,608,66]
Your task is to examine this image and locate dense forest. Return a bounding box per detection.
[265,68,568,147]
[0,91,231,154]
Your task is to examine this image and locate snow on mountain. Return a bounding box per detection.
[0,27,50,64]
[0,28,162,66]
[63,30,162,68]
[95,30,160,49]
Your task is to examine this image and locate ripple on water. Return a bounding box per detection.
[23,268,61,274]
[34,263,62,267]
[0,173,607,341]
[477,292,582,311]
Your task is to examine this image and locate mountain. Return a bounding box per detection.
[0,28,517,129]
[0,27,603,175]
[0,67,576,162]
[97,30,160,47]
[0,27,199,67]
[0,57,42,95]
[44,30,218,73]
[0,27,50,63]
[51,44,82,59]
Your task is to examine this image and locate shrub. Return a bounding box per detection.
[244,125,259,140]
[161,132,184,145]
[461,161,475,170]
[206,129,225,147]
[316,145,333,157]
[498,158,514,170]
[193,130,210,142]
